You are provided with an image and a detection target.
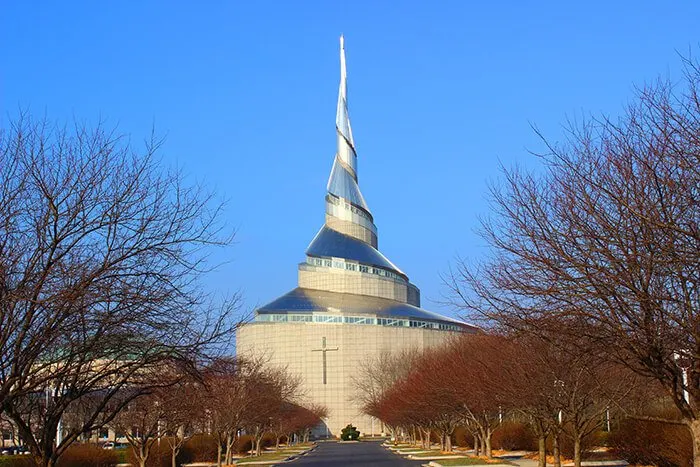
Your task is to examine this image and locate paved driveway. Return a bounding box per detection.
[291,440,425,466]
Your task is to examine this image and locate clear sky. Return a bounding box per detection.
[2,1,699,321]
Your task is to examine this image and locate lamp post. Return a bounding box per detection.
[673,351,690,404]
[554,379,565,423]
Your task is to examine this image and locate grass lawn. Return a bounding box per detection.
[235,449,304,464]
[434,458,494,466]
[433,458,515,466]
[407,452,515,464]
[411,450,455,457]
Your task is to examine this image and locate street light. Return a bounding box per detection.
[673,351,691,404]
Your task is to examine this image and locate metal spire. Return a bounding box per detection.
[335,34,357,179]
[322,35,380,250]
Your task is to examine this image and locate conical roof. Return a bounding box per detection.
[255,37,473,332]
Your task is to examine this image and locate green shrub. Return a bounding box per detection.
[340,424,360,441]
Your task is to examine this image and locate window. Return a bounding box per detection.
[255,313,461,332]
[290,315,312,322]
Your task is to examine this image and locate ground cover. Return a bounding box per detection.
[432,458,506,466]
[411,450,459,457]
[235,452,290,464]
[234,446,312,465]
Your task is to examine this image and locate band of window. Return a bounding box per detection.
[305,256,406,283]
[255,313,462,331]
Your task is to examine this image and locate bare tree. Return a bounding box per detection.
[201,357,300,466]
[243,365,301,457]
[0,413,18,448]
[0,113,240,467]
[202,358,251,467]
[269,402,326,450]
[160,380,203,467]
[450,57,700,464]
[353,349,420,437]
[111,393,165,467]
[111,379,203,467]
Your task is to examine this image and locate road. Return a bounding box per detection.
[290,440,425,466]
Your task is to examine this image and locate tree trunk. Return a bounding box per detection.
[552,434,561,467]
[171,448,177,467]
[228,433,237,465]
[480,435,486,458]
[141,443,150,467]
[217,442,223,467]
[445,431,452,452]
[691,419,700,467]
[538,435,546,467]
[484,430,492,459]
[574,436,582,467]
[255,435,263,456]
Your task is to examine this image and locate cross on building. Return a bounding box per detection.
[311,337,338,385]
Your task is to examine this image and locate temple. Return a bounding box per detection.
[236,36,476,436]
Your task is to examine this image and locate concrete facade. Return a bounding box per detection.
[237,321,460,436]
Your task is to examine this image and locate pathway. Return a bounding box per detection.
[290,440,425,466]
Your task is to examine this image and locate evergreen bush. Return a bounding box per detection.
[340,424,360,441]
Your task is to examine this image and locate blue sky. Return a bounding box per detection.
[2,1,699,320]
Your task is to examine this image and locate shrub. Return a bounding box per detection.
[491,421,536,451]
[56,444,118,467]
[234,435,254,454]
[608,418,691,467]
[340,424,360,441]
[260,433,276,450]
[453,426,474,448]
[181,434,217,462]
[125,442,173,467]
[0,456,34,467]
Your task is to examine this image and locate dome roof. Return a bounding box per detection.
[257,287,474,329]
[306,226,405,278]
